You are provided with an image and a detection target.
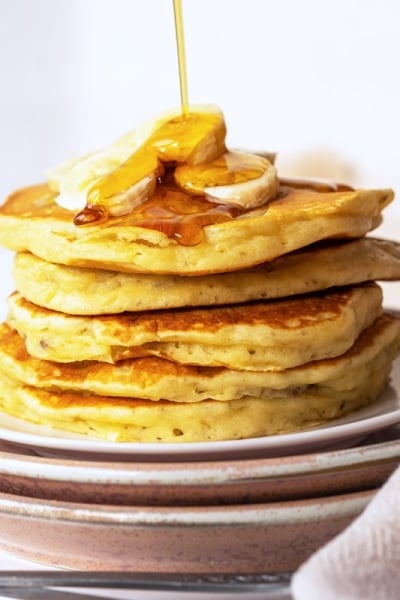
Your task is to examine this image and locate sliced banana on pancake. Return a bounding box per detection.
[174,151,278,209]
[52,146,159,219]
[47,106,279,223]
[49,106,226,219]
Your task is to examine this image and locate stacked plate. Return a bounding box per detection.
[0,357,398,574]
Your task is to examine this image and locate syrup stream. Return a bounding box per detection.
[173,0,189,115]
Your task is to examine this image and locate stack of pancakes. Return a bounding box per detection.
[0,180,399,443]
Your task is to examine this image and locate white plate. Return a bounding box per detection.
[0,358,399,461]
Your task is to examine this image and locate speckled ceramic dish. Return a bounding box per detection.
[0,426,398,506]
[0,487,374,573]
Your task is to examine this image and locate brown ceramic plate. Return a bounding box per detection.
[0,487,375,574]
[0,426,398,506]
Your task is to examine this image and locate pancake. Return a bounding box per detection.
[0,315,398,442]
[7,284,383,370]
[0,183,393,275]
[0,315,399,403]
[13,237,400,315]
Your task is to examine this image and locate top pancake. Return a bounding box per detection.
[0,183,393,275]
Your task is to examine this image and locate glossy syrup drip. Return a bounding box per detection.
[120,171,242,246]
[73,204,108,226]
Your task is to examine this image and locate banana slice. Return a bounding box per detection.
[174,151,279,209]
[147,106,226,165]
[48,134,140,212]
[83,145,160,219]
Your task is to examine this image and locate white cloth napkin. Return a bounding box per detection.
[291,465,400,600]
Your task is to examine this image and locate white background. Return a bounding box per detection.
[0,0,399,313]
[0,0,399,579]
